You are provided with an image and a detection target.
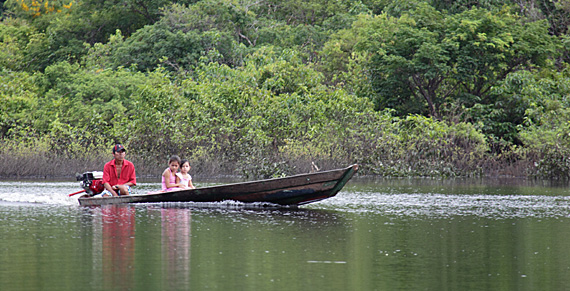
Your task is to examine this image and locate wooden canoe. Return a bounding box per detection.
[77,164,358,206]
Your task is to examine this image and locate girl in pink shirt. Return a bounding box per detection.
[161,155,185,191]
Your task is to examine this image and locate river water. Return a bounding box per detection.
[1,178,569,290]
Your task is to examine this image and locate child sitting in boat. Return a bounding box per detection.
[177,159,196,189]
[162,155,186,191]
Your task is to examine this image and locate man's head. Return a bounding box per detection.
[112,144,126,154]
[112,144,126,161]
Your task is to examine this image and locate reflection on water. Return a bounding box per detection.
[160,207,191,290]
[100,206,136,290]
[88,205,193,291]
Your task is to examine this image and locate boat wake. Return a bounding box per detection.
[0,181,300,209]
[0,181,79,205]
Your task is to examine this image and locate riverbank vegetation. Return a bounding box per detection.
[2,0,570,179]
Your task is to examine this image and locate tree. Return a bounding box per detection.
[350,3,558,120]
[0,70,38,138]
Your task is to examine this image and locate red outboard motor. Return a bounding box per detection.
[76,171,105,196]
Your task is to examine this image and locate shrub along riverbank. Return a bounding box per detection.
[0,62,563,179]
[0,107,546,179]
[0,61,551,180]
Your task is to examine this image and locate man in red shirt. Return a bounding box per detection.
[101,144,136,197]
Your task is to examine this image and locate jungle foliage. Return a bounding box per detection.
[1,0,570,179]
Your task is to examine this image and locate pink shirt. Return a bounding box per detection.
[161,168,177,191]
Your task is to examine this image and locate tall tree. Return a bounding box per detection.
[351,3,558,120]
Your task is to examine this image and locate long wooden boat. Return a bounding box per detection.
[78,164,358,206]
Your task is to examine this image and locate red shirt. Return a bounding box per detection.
[103,159,136,186]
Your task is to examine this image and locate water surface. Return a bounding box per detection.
[1,178,569,290]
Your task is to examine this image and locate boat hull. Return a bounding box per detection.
[78,164,358,206]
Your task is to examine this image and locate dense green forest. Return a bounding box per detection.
[1,0,570,179]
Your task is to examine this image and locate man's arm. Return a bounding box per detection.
[103,182,120,197]
[125,160,137,186]
[102,161,120,196]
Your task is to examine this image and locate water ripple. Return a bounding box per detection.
[314,192,570,219]
[2,181,570,220]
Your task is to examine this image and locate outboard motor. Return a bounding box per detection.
[76,171,105,196]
